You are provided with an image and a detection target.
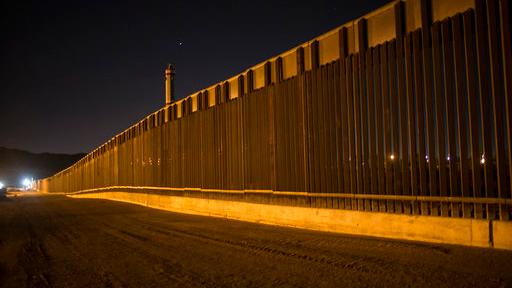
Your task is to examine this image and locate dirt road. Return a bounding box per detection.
[1,193,511,287]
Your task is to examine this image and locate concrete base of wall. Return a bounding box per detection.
[493,221,512,250]
[68,191,511,250]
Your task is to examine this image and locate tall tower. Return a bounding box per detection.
[165,64,175,106]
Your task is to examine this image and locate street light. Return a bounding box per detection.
[22,178,33,190]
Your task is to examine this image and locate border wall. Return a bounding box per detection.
[39,0,512,247]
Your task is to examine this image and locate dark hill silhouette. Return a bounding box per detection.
[0,147,85,187]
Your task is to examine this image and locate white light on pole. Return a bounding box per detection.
[22,178,33,190]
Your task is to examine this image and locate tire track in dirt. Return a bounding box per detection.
[15,198,53,288]
[83,201,508,287]
[2,195,512,288]
[72,211,217,288]
[91,213,479,288]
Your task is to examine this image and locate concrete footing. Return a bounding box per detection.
[69,191,511,250]
[493,221,512,250]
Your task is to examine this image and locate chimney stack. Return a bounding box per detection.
[165,64,175,106]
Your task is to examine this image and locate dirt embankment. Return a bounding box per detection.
[1,193,511,288]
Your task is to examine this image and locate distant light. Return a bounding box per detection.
[22,178,30,186]
[480,154,486,165]
[0,182,4,189]
[425,155,429,163]
[22,178,33,190]
[446,155,451,161]
[390,154,395,160]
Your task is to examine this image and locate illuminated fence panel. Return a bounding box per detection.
[40,0,512,220]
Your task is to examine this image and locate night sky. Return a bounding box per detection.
[1,0,389,154]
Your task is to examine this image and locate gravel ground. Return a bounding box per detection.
[0,192,511,288]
